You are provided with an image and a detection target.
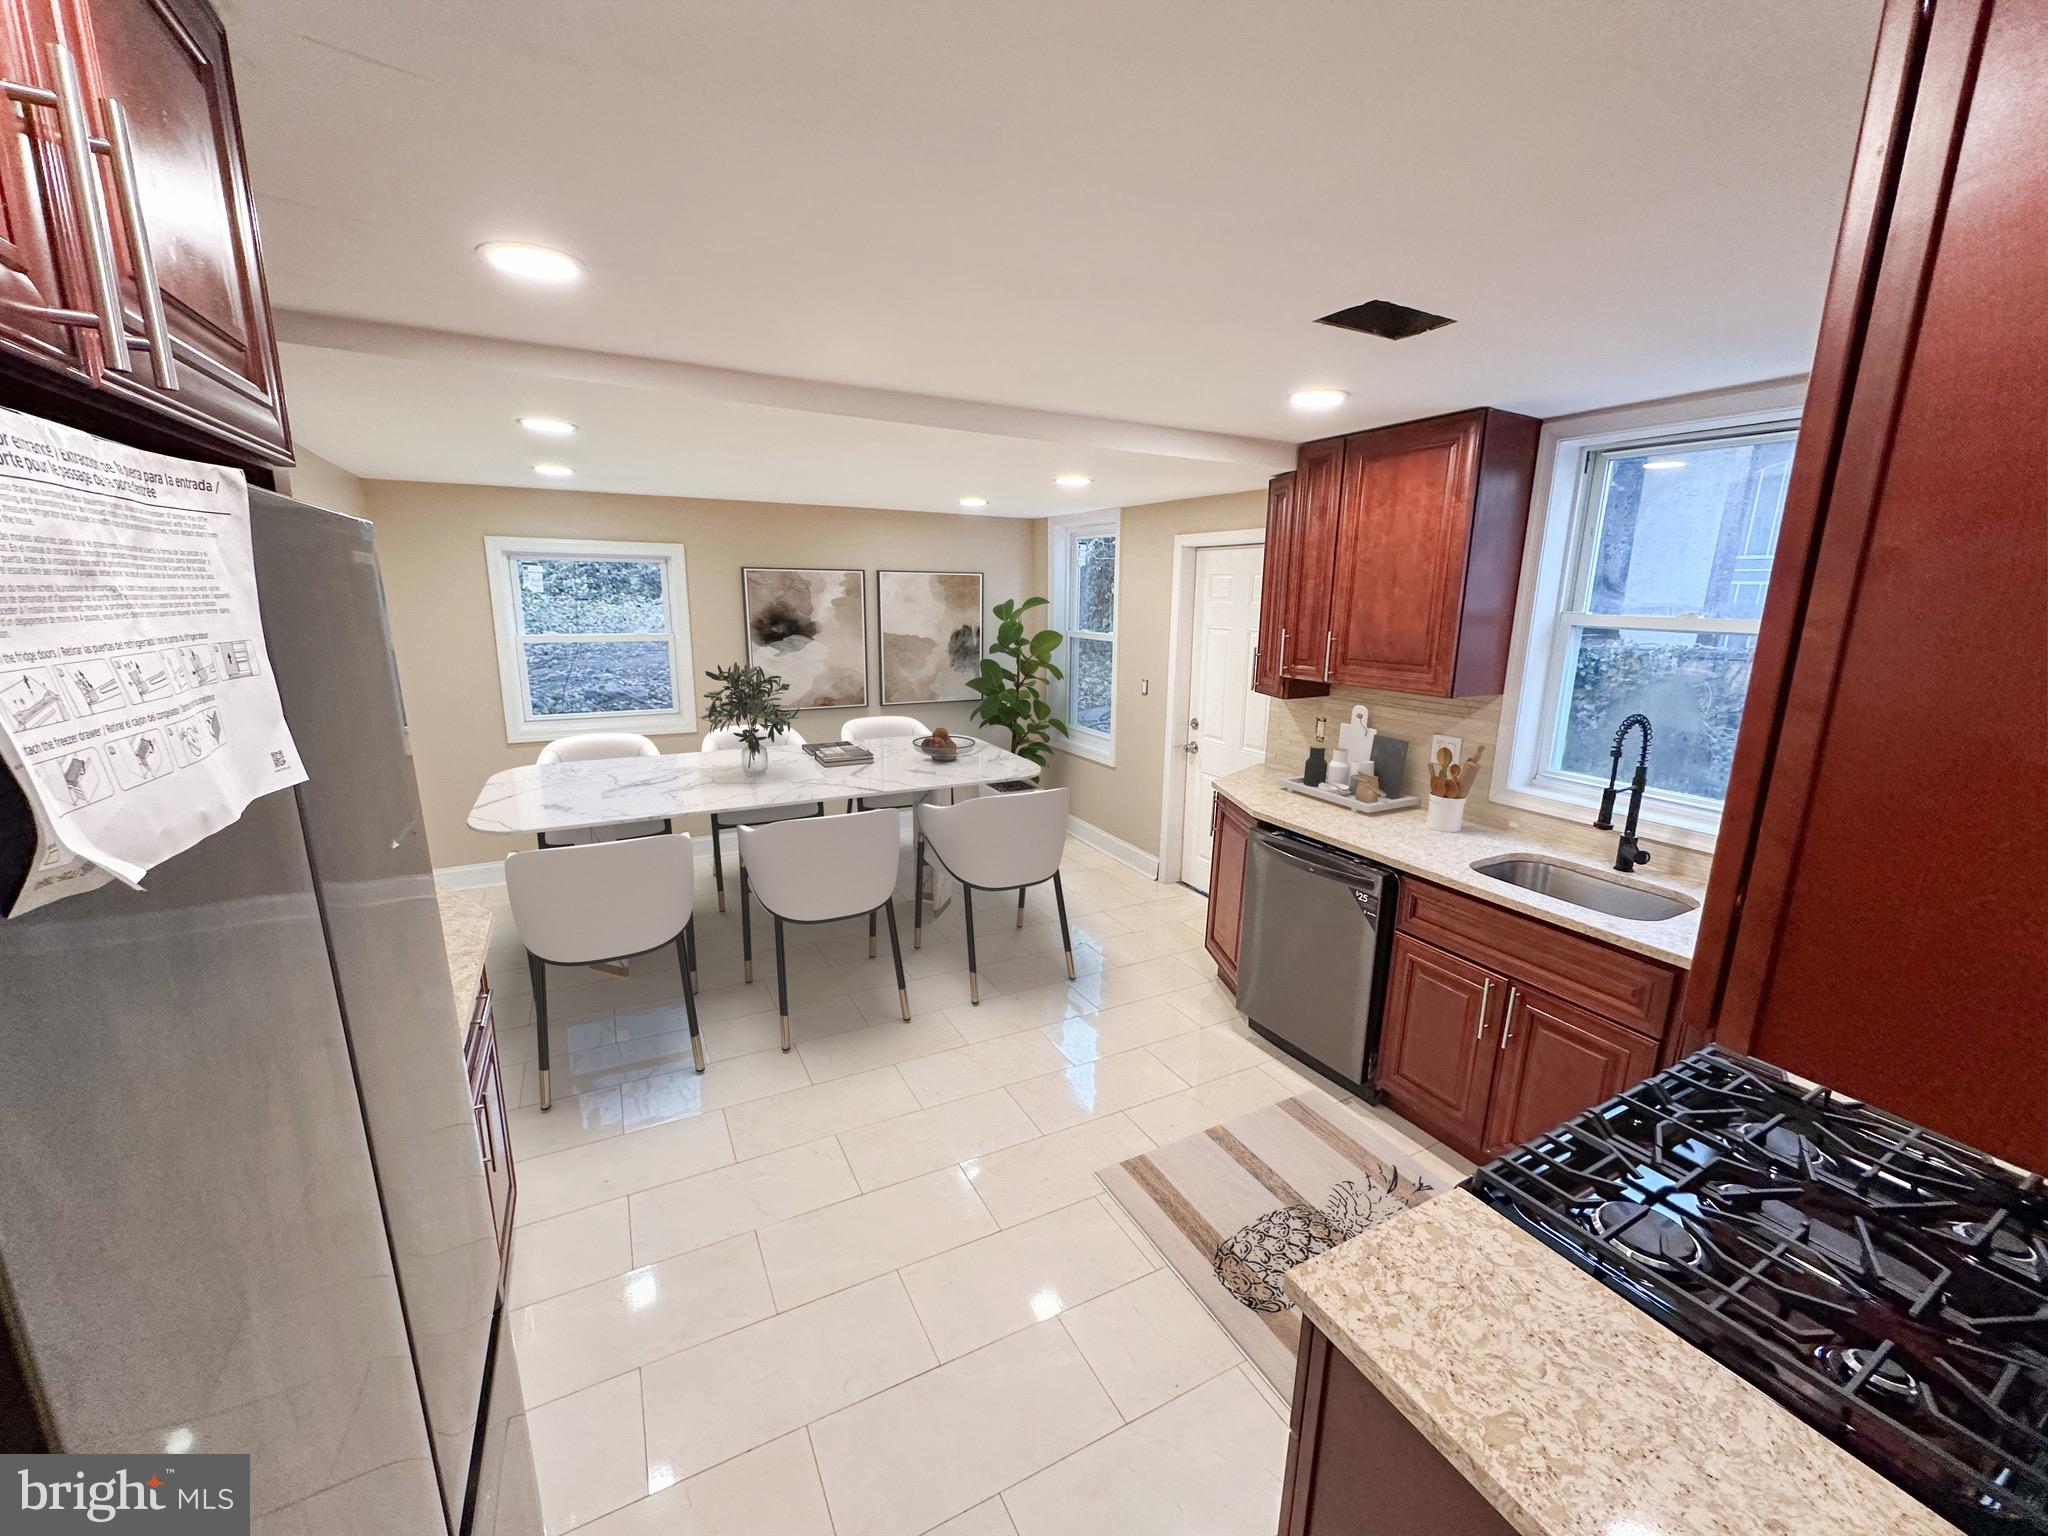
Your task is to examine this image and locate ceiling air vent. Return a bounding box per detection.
[1315,300,1455,340]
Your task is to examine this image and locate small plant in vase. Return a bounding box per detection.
[967,596,1069,774]
[704,662,798,775]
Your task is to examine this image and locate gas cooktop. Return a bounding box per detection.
[1467,1046,2048,1533]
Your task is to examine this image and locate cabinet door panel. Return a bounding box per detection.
[1376,934,1499,1154]
[1254,473,1294,696]
[1281,436,1341,684]
[1328,415,1479,693]
[1203,795,1253,989]
[1482,986,1658,1158]
[66,0,288,460]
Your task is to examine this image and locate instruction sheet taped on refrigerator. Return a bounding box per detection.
[0,407,304,916]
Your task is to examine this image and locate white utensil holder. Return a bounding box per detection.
[1425,794,1467,832]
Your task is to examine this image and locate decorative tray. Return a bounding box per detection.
[1278,777,1420,815]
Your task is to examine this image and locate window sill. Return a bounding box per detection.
[1053,734,1115,769]
[1488,780,1720,855]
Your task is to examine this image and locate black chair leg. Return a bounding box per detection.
[741,865,754,983]
[868,908,877,959]
[684,916,698,984]
[1017,887,1027,928]
[1053,870,1075,981]
[774,915,791,1051]
[711,814,726,912]
[675,929,705,1072]
[962,885,979,1005]
[882,900,908,1019]
[528,950,552,1110]
[913,835,925,950]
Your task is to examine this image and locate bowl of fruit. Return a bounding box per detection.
[914,728,974,762]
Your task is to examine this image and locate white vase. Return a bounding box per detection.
[1425,794,1467,832]
[740,740,769,776]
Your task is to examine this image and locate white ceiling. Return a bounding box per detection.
[224,0,1884,514]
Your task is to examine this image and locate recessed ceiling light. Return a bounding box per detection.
[958,496,988,509]
[518,416,578,437]
[1288,388,1349,412]
[478,242,583,283]
[532,463,574,478]
[1642,459,1689,471]
[1054,473,1091,489]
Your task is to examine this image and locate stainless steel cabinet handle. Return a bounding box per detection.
[1477,977,1492,1039]
[472,1098,495,1172]
[45,43,129,373]
[1323,631,1334,679]
[1279,627,1289,673]
[100,96,175,388]
[1501,986,1520,1050]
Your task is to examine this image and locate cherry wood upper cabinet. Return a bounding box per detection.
[1690,0,2048,1174]
[0,2,93,382]
[1327,409,1539,696]
[1480,986,1657,1160]
[1272,436,1342,689]
[1254,473,1308,698]
[0,0,287,465]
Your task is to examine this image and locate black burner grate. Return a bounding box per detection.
[1468,1046,2048,1534]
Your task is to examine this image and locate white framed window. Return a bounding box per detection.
[1047,509,1119,766]
[484,536,696,745]
[1494,385,1802,846]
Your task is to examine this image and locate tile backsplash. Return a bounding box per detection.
[1264,686,1714,883]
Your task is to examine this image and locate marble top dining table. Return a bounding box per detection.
[467,736,1041,838]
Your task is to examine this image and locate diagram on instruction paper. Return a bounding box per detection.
[35,746,112,813]
[60,658,127,716]
[220,640,259,678]
[0,668,66,731]
[108,728,174,789]
[116,652,179,705]
[169,708,223,768]
[169,643,221,692]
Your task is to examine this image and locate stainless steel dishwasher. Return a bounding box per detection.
[1234,827,1398,1098]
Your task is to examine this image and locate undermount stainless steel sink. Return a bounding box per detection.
[1470,856,1699,923]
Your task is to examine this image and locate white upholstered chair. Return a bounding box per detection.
[700,725,824,914]
[534,731,669,847]
[914,787,1072,1004]
[737,810,908,1050]
[843,714,930,813]
[505,834,700,1110]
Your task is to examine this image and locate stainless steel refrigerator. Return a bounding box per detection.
[0,489,540,1535]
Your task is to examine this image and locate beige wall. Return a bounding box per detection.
[284,448,369,521]
[353,478,1035,868]
[1034,489,1269,858]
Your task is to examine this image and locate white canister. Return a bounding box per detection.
[1425,794,1467,832]
[1325,753,1353,791]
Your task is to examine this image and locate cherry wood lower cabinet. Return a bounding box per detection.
[1379,880,1677,1162]
[461,964,516,1287]
[1283,1319,1515,1536]
[1202,793,1254,989]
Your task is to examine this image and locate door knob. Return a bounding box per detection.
[1184,741,1200,755]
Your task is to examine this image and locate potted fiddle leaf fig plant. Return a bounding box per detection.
[703,661,797,775]
[967,596,1069,772]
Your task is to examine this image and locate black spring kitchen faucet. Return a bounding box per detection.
[1593,713,1654,872]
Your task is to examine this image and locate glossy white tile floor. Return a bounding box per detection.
[472,832,1476,1536]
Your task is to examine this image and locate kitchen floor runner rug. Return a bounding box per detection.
[1099,1090,1441,1396]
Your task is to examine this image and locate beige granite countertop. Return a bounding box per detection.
[437,885,493,1031]
[1217,765,1701,967]
[1287,1190,1964,1536]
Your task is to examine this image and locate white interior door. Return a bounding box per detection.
[1180,543,1269,891]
